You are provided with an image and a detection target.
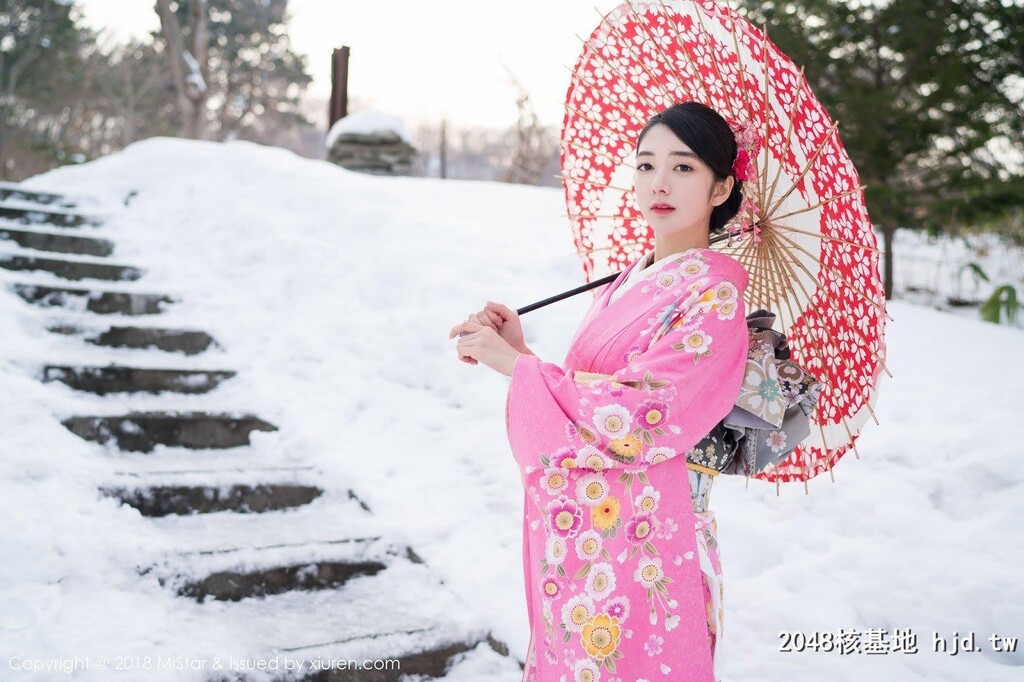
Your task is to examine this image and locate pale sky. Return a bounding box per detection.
[76,0,623,130]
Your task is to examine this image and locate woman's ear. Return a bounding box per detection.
[711,175,736,208]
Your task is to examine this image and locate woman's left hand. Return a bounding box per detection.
[448,317,522,377]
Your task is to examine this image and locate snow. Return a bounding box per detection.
[324,109,413,149]
[2,137,1021,681]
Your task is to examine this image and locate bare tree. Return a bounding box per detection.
[155,0,209,139]
[499,65,549,185]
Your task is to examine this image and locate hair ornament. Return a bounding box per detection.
[728,119,761,182]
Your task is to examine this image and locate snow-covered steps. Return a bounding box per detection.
[46,323,221,354]
[0,182,79,208]
[0,203,102,227]
[8,282,178,314]
[150,536,394,603]
[0,252,143,281]
[0,225,114,256]
[102,482,323,517]
[61,411,278,452]
[177,560,509,681]
[41,364,236,395]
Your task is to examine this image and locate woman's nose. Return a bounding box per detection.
[651,169,670,194]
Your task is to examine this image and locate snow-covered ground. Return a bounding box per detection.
[1,138,1021,681]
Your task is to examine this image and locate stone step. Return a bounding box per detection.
[156,538,394,603]
[0,204,101,227]
[45,324,220,354]
[61,412,278,452]
[101,482,323,517]
[41,364,236,395]
[8,282,177,315]
[191,561,508,681]
[0,225,114,256]
[0,252,142,281]
[0,183,78,208]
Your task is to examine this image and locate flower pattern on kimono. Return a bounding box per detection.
[548,496,585,538]
[643,633,664,657]
[634,485,660,514]
[575,529,604,561]
[766,429,787,453]
[562,594,597,633]
[579,444,612,471]
[604,595,631,623]
[552,446,580,469]
[645,446,675,465]
[581,613,622,661]
[592,404,633,439]
[678,256,710,278]
[545,534,568,566]
[576,473,611,506]
[633,399,669,429]
[591,495,622,532]
[625,513,656,545]
[541,467,571,496]
[634,556,665,589]
[584,562,617,600]
[655,516,678,540]
[572,658,602,682]
[541,575,566,600]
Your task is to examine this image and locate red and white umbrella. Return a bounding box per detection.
[559,0,891,489]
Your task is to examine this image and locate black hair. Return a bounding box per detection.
[636,101,743,235]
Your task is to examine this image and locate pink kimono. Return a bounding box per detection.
[505,247,749,681]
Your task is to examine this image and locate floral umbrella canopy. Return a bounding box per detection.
[560,0,890,489]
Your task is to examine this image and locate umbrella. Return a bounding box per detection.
[538,0,891,490]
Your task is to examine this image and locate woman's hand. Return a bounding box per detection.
[477,301,527,354]
[448,317,522,377]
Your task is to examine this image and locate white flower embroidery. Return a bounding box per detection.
[576,473,611,506]
[592,404,632,438]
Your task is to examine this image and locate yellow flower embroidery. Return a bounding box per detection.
[591,496,620,531]
[581,614,621,659]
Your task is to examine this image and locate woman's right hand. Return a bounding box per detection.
[471,301,526,354]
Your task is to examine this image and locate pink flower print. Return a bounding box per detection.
[645,446,675,465]
[644,633,665,656]
[541,467,571,496]
[634,556,665,589]
[678,329,712,359]
[592,404,632,439]
[540,575,563,600]
[656,516,678,540]
[605,595,631,622]
[547,496,584,538]
[551,446,579,469]
[633,399,669,428]
[584,562,617,600]
[625,513,655,545]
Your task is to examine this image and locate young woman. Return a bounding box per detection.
[449,101,750,682]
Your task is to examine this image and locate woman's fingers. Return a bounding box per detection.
[449,319,484,339]
[485,301,516,321]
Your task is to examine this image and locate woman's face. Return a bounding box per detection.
[632,123,734,240]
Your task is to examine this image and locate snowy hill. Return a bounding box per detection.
[1,138,1021,681]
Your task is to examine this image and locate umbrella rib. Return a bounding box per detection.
[562,64,649,129]
[764,229,887,427]
[759,26,772,204]
[759,233,828,489]
[585,10,677,106]
[769,226,894,324]
[771,221,883,255]
[769,185,867,224]
[656,0,716,105]
[623,0,691,103]
[764,66,807,213]
[571,32,666,116]
[767,121,840,217]
[557,174,634,195]
[684,1,745,125]
[555,133,635,171]
[723,0,760,125]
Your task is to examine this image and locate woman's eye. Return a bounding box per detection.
[636,163,691,172]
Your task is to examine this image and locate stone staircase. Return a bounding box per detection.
[0,181,516,681]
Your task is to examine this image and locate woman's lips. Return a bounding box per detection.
[651,206,675,214]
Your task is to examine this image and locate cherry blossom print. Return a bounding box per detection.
[561,594,598,633]
[542,467,572,495]
[545,535,568,566]
[575,529,605,561]
[634,485,661,514]
[576,473,613,506]
[585,562,618,600]
[592,404,633,439]
[548,496,585,538]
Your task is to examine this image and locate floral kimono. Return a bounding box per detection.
[505,247,749,682]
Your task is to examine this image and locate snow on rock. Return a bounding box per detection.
[325,109,413,149]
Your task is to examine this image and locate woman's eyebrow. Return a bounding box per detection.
[636,150,698,158]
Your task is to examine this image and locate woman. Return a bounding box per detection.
[449,101,750,682]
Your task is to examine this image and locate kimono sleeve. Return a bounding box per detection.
[505,275,749,473]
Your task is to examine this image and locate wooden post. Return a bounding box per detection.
[329,46,350,129]
[439,118,447,179]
